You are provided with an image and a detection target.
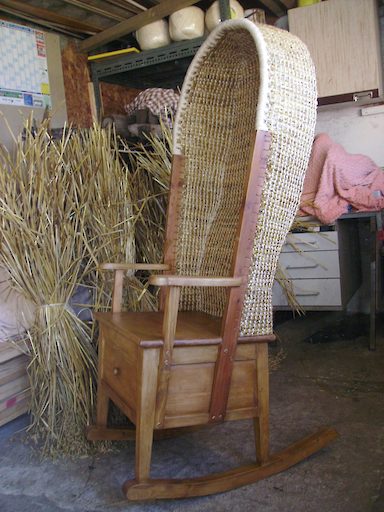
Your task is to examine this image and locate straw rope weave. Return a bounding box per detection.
[173,20,317,336]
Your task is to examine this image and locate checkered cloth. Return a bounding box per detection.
[125,88,180,124]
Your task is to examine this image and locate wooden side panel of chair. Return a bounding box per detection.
[209,130,271,422]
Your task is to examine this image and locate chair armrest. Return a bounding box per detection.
[100,263,170,271]
[148,275,243,287]
[100,263,170,313]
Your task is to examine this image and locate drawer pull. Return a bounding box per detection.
[113,367,120,376]
[296,291,320,297]
[286,263,319,270]
[288,240,318,246]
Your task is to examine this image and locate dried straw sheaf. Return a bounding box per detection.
[0,120,150,455]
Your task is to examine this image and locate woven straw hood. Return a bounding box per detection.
[172,19,317,336]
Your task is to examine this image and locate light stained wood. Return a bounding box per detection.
[172,346,218,365]
[135,348,160,480]
[80,0,201,51]
[123,427,339,500]
[254,343,269,463]
[112,269,124,313]
[227,360,257,412]
[149,275,243,288]
[101,330,138,412]
[101,263,170,271]
[95,332,109,427]
[288,0,382,99]
[162,412,210,430]
[165,363,215,419]
[154,286,180,427]
[95,311,222,346]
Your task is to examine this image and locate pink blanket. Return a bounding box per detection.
[299,133,384,224]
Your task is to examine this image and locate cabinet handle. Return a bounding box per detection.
[286,263,319,270]
[113,367,120,376]
[287,241,318,247]
[353,91,373,102]
[296,291,320,297]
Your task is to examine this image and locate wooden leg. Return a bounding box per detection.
[96,331,109,426]
[96,383,110,426]
[129,348,160,487]
[254,342,269,463]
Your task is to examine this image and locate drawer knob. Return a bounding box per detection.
[113,367,120,376]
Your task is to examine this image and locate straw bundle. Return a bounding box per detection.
[0,120,150,455]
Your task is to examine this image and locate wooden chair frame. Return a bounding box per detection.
[87,131,338,500]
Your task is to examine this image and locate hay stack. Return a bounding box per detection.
[0,121,152,455]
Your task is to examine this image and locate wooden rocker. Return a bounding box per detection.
[87,19,338,500]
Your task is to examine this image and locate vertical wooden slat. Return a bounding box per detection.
[160,154,185,310]
[154,286,181,427]
[135,347,160,481]
[112,269,125,313]
[209,130,271,422]
[254,343,269,463]
[96,331,109,426]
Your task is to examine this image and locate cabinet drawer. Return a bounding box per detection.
[273,278,342,307]
[101,330,138,410]
[278,250,340,279]
[282,232,338,253]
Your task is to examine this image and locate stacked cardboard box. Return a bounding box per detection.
[0,339,30,427]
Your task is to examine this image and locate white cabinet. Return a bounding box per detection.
[273,231,343,309]
[288,0,383,106]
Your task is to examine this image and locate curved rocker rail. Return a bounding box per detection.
[123,427,338,500]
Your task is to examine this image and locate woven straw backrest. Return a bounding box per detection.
[172,20,317,336]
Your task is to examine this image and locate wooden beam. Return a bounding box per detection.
[80,0,200,52]
[104,0,143,15]
[278,0,296,9]
[0,5,85,38]
[60,0,126,22]
[258,0,286,17]
[0,0,103,34]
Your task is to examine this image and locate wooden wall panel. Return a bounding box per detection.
[61,40,140,127]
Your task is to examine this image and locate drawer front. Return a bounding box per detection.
[101,330,138,410]
[282,231,338,253]
[273,278,342,307]
[278,250,340,279]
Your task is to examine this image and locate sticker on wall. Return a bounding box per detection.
[0,21,51,108]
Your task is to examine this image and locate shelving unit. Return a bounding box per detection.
[90,0,232,115]
[91,37,204,110]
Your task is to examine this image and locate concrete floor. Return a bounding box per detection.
[0,312,383,512]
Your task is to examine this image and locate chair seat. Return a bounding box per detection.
[95,311,223,347]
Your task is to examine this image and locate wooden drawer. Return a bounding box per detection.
[101,330,138,411]
[273,278,342,307]
[278,250,340,279]
[282,232,338,253]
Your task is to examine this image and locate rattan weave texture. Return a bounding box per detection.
[172,20,317,336]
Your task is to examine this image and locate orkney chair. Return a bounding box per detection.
[87,19,338,500]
